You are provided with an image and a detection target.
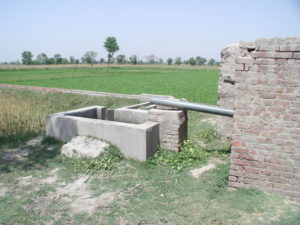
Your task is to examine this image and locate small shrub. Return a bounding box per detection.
[148,140,208,171]
[197,127,216,144]
[64,146,123,174]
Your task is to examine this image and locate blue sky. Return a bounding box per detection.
[0,0,299,62]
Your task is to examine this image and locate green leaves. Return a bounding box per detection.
[66,146,123,174]
[103,36,119,66]
[149,140,208,171]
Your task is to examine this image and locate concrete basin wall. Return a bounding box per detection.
[46,106,159,161]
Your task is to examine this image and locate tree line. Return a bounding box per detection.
[1,37,220,66]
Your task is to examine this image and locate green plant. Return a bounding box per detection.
[148,140,208,171]
[64,146,123,174]
[197,126,217,144]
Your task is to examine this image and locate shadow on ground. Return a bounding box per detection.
[0,136,62,173]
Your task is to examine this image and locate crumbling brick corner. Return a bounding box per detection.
[225,37,300,202]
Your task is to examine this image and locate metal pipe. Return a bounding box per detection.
[150,98,234,117]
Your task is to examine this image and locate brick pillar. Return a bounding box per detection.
[149,108,187,151]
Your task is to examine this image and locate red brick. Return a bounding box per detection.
[231,159,249,166]
[294,52,300,59]
[229,164,241,171]
[259,65,278,73]
[279,44,300,51]
[244,166,260,174]
[276,59,288,64]
[229,176,238,182]
[238,154,254,161]
[228,181,245,189]
[252,51,293,59]
[254,58,276,65]
[259,92,276,99]
[232,141,246,147]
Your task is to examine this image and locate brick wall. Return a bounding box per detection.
[149,108,187,151]
[228,37,300,202]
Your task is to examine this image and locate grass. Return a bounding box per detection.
[0,88,139,147]
[0,66,219,104]
[0,88,299,224]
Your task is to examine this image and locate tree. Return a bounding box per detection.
[167,58,173,65]
[36,53,48,64]
[189,57,196,66]
[69,56,75,64]
[21,51,33,65]
[208,58,216,66]
[174,57,182,65]
[103,37,119,67]
[116,54,126,64]
[61,58,69,64]
[129,55,137,65]
[82,51,97,65]
[99,58,105,64]
[54,54,62,64]
[46,57,55,65]
[146,54,156,64]
[158,58,164,64]
[196,56,207,66]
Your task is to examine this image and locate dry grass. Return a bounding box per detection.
[0,88,139,145]
[0,93,48,137]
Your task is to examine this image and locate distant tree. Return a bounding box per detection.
[196,56,207,66]
[61,58,69,64]
[158,58,164,64]
[215,61,221,66]
[129,55,138,65]
[74,59,80,64]
[208,58,216,66]
[99,58,105,64]
[69,56,75,64]
[146,54,156,64]
[183,59,190,65]
[81,51,97,65]
[174,57,182,65]
[116,54,126,64]
[36,53,48,64]
[167,58,173,65]
[54,54,62,64]
[46,57,55,65]
[21,51,33,65]
[189,57,196,66]
[103,37,119,67]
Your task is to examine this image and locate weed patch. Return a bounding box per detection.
[63,146,123,174]
[149,140,208,171]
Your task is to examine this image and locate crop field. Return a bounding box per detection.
[0,66,219,104]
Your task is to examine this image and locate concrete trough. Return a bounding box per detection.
[46,106,160,161]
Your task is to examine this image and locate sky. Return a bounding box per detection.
[0,0,299,63]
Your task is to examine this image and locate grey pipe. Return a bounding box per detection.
[150,98,234,117]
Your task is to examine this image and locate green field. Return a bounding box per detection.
[0,66,219,104]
